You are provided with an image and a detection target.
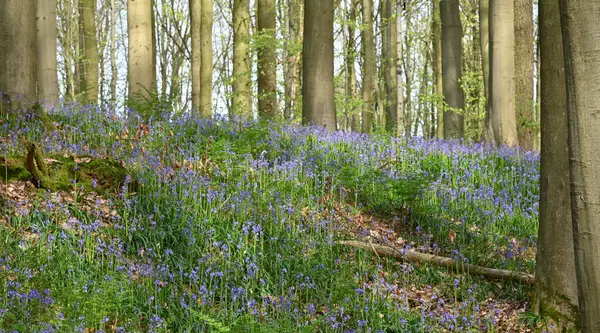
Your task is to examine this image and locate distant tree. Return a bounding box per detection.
[200,0,213,116]
[361,0,375,133]
[190,0,201,112]
[0,0,37,111]
[533,0,578,329]
[561,1,600,330]
[490,0,517,146]
[80,0,99,104]
[36,0,59,109]
[257,0,278,119]
[479,0,494,143]
[232,0,252,119]
[302,0,336,129]
[345,0,360,132]
[382,0,398,135]
[395,1,404,137]
[283,0,301,121]
[128,0,156,107]
[440,0,464,139]
[432,0,443,138]
[514,0,534,150]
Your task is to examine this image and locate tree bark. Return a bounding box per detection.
[81,0,98,104]
[383,0,398,135]
[432,0,443,138]
[0,0,37,111]
[232,0,252,120]
[480,0,495,143]
[346,0,360,132]
[110,0,118,105]
[200,0,213,117]
[302,0,336,130]
[128,0,156,104]
[440,0,464,139]
[560,0,600,330]
[514,0,534,150]
[533,0,579,328]
[257,0,278,119]
[361,0,375,133]
[490,0,518,146]
[36,0,59,110]
[396,1,405,137]
[190,0,201,113]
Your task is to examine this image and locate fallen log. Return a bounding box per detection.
[338,240,534,285]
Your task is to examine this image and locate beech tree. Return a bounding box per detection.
[128,0,156,105]
[232,0,252,119]
[257,0,278,119]
[361,0,375,133]
[440,0,464,139]
[0,0,37,110]
[36,0,59,109]
[302,0,336,129]
[534,0,578,329]
[561,0,600,330]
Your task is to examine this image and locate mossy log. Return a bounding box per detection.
[338,240,535,285]
[1,142,133,193]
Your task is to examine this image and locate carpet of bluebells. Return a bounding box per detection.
[0,103,539,332]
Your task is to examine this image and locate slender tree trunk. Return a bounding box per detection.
[285,0,300,121]
[361,0,375,133]
[490,0,517,146]
[257,0,278,119]
[560,1,600,330]
[190,0,201,113]
[382,0,398,135]
[440,0,464,139]
[80,0,98,104]
[432,0,443,138]
[0,0,37,111]
[128,0,156,109]
[233,0,252,120]
[514,0,534,149]
[396,1,405,137]
[110,0,117,105]
[480,0,494,143]
[36,0,59,109]
[200,0,213,116]
[302,0,336,129]
[346,0,360,132]
[533,0,578,328]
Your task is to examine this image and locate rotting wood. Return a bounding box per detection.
[338,240,535,285]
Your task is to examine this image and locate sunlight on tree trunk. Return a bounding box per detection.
[233,0,252,120]
[361,0,375,134]
[128,0,156,104]
[200,0,213,117]
[81,0,99,104]
[490,0,517,146]
[36,0,59,110]
[514,0,534,150]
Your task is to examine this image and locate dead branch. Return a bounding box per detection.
[338,240,535,285]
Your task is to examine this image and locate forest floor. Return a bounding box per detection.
[0,105,546,332]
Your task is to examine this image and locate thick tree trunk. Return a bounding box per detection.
[361,0,375,133]
[560,1,600,331]
[81,0,98,104]
[257,0,278,119]
[200,0,213,116]
[533,0,578,328]
[432,0,443,138]
[128,0,156,104]
[479,0,495,143]
[36,0,59,110]
[490,0,517,146]
[514,0,534,150]
[383,0,398,135]
[302,0,336,130]
[232,0,252,120]
[440,0,464,139]
[0,0,37,111]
